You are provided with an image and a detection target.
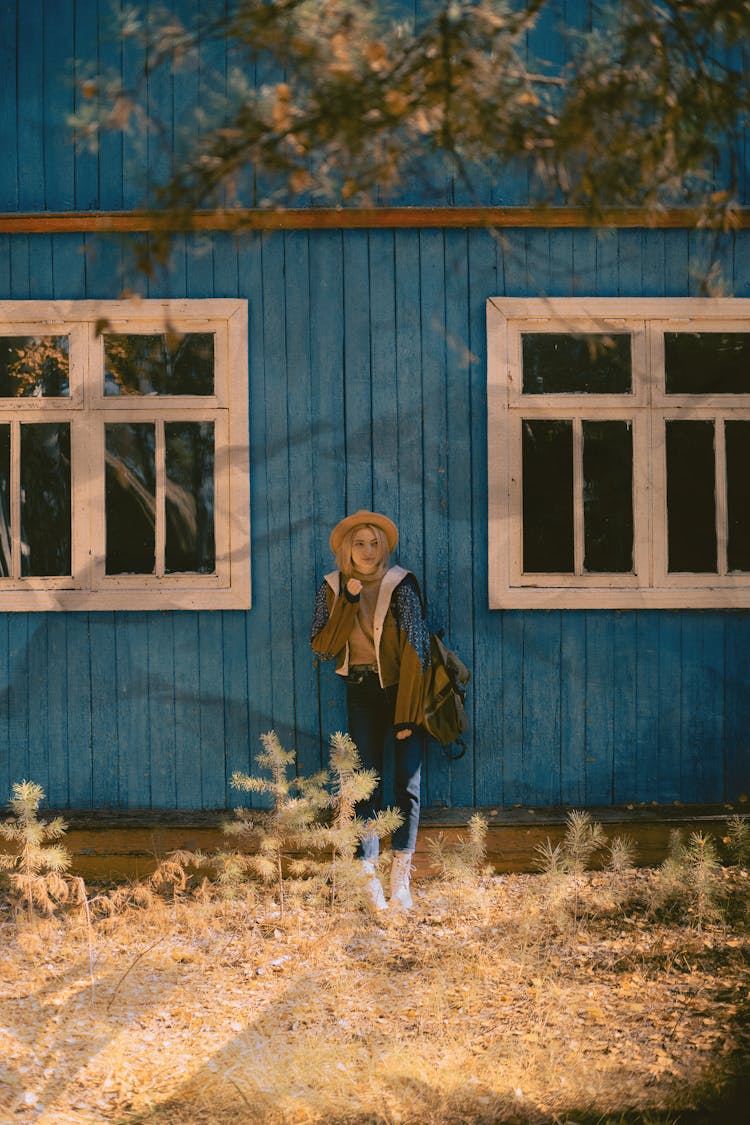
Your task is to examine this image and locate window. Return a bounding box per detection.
[0,300,250,610]
[487,298,750,608]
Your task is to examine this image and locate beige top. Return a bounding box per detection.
[347,573,384,666]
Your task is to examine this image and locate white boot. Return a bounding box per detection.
[389,850,414,910]
[360,859,387,912]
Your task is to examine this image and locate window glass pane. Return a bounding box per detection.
[522,333,632,394]
[666,420,717,573]
[105,423,156,574]
[0,336,69,397]
[522,419,574,572]
[165,422,215,574]
[103,333,214,396]
[20,423,71,576]
[665,333,750,394]
[0,425,10,576]
[726,421,750,572]
[583,420,634,573]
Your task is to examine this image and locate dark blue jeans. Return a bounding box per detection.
[346,672,422,858]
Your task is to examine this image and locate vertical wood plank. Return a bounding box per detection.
[46,614,70,806]
[66,615,93,807]
[172,612,202,808]
[444,228,475,806]
[394,229,423,573]
[261,231,295,751]
[43,0,75,210]
[29,238,54,300]
[114,614,152,807]
[284,229,321,775]
[725,614,750,801]
[90,613,119,806]
[342,230,373,509]
[584,612,615,805]
[198,612,226,807]
[420,228,451,808]
[680,613,725,802]
[560,611,586,805]
[27,617,50,797]
[635,612,661,803]
[470,228,503,808]
[240,232,274,795]
[499,610,524,808]
[308,232,348,749]
[0,0,18,210]
[16,0,45,210]
[0,616,9,801]
[657,614,683,802]
[369,229,399,522]
[523,613,562,806]
[222,609,251,791]
[147,612,177,808]
[7,618,30,790]
[612,611,638,803]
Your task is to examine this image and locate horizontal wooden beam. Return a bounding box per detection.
[1,206,748,234]
[3,803,740,880]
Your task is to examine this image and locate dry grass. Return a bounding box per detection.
[0,870,748,1125]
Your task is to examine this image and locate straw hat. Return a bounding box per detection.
[329,510,399,554]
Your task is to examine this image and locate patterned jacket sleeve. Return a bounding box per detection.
[392,575,431,730]
[310,579,360,661]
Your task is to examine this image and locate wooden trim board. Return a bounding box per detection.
[1,207,749,234]
[6,803,741,881]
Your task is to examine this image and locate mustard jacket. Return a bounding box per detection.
[310,565,430,731]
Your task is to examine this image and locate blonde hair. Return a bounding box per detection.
[335,523,390,579]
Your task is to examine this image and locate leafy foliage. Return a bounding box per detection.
[71,0,750,237]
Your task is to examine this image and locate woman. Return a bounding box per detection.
[311,510,430,910]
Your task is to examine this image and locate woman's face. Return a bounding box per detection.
[350,527,382,575]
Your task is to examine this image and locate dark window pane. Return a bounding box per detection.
[165,422,215,574]
[726,421,750,572]
[0,336,69,397]
[20,424,71,576]
[522,333,632,394]
[583,420,634,573]
[666,420,717,572]
[104,333,214,396]
[0,425,10,576]
[105,423,156,574]
[522,419,574,572]
[665,333,750,393]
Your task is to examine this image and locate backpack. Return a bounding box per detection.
[422,628,471,758]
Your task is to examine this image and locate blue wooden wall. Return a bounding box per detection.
[0,1,749,811]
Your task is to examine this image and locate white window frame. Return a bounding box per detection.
[487,297,750,609]
[0,299,250,611]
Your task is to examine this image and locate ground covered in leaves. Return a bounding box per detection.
[1,870,749,1125]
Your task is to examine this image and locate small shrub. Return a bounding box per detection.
[0,780,85,922]
[309,731,402,910]
[426,813,491,883]
[724,814,750,868]
[229,731,329,915]
[534,810,608,930]
[651,829,724,928]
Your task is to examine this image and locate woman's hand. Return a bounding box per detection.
[346,578,363,596]
[395,728,412,740]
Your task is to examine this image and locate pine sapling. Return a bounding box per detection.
[0,780,81,923]
[427,813,492,884]
[724,814,750,868]
[313,731,403,910]
[651,829,723,928]
[534,810,608,929]
[228,731,329,915]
